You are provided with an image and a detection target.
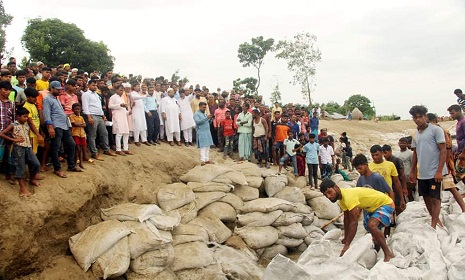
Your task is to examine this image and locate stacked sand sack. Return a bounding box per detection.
[264,184,465,280]
[68,163,355,279]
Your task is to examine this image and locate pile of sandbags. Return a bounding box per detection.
[70,162,358,279]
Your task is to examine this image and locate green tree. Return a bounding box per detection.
[232,77,258,97]
[270,82,282,104]
[0,0,13,63]
[237,36,274,95]
[343,94,375,118]
[323,101,345,114]
[21,18,114,72]
[171,69,189,84]
[275,32,322,108]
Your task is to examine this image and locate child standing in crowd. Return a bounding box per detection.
[304,133,319,189]
[252,109,269,168]
[278,130,301,176]
[23,88,42,155]
[0,107,42,197]
[69,103,89,169]
[273,114,290,165]
[220,109,235,159]
[319,137,335,179]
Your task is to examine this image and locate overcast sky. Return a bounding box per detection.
[4,0,465,119]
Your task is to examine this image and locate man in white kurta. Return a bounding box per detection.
[130,83,149,146]
[161,88,181,146]
[108,85,133,154]
[178,88,195,146]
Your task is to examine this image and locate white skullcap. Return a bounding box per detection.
[122,83,131,88]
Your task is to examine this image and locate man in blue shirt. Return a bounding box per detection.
[303,133,319,188]
[352,154,393,196]
[43,81,81,178]
[143,85,160,145]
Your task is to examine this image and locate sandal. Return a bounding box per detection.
[201,162,206,166]
[67,167,83,172]
[54,171,67,178]
[87,159,94,163]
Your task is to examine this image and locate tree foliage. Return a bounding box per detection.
[0,0,13,63]
[343,94,375,118]
[232,77,258,97]
[170,69,189,84]
[21,18,114,72]
[237,36,274,95]
[275,32,322,107]
[322,101,345,115]
[270,82,282,104]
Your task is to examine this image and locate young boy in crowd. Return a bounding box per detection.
[278,130,301,176]
[273,114,290,165]
[69,103,89,169]
[0,107,42,196]
[304,133,320,189]
[23,88,42,155]
[220,109,235,159]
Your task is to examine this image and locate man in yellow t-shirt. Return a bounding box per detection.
[320,180,395,262]
[23,88,42,154]
[369,144,406,213]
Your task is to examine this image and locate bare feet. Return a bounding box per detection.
[384,252,395,262]
[29,180,41,187]
[19,191,33,197]
[79,163,85,169]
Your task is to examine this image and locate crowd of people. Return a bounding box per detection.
[0,57,355,197]
[3,56,465,266]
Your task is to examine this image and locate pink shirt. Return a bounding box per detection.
[59,92,79,116]
[214,107,228,128]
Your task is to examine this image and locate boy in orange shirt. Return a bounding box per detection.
[69,103,89,169]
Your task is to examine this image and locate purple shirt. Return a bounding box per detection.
[456,117,465,153]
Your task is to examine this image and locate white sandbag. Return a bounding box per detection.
[187,181,233,192]
[259,245,288,260]
[225,235,259,262]
[91,236,130,279]
[303,189,323,200]
[130,244,174,275]
[272,212,304,227]
[148,211,181,231]
[175,264,225,280]
[100,203,162,222]
[232,185,259,202]
[234,226,279,249]
[321,229,342,241]
[330,174,344,184]
[228,161,263,176]
[301,212,315,226]
[287,202,312,214]
[210,243,264,280]
[126,268,178,280]
[275,237,304,248]
[304,229,325,246]
[237,210,283,227]
[241,198,295,213]
[246,176,264,189]
[168,201,197,224]
[194,192,227,210]
[296,243,308,252]
[69,220,131,271]
[264,176,288,197]
[157,183,195,211]
[273,187,306,204]
[213,170,249,186]
[170,242,215,272]
[347,171,360,181]
[288,176,307,189]
[263,254,312,279]
[219,193,244,210]
[337,181,353,189]
[180,164,235,183]
[198,201,237,222]
[171,224,209,246]
[308,196,341,220]
[277,223,307,239]
[189,217,232,243]
[124,221,172,259]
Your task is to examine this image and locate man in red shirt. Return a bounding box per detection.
[220,110,235,159]
[214,99,228,152]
